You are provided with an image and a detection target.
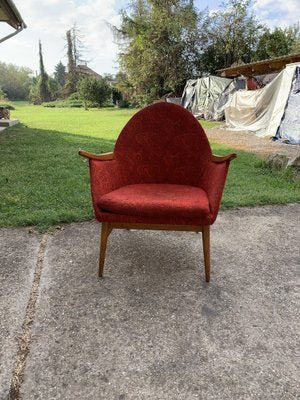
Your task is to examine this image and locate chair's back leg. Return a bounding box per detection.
[99,222,110,277]
[202,225,210,282]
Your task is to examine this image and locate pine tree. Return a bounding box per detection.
[38,40,51,102]
[54,61,66,87]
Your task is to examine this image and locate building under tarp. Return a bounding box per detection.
[181,76,245,120]
[224,63,300,144]
[218,53,300,77]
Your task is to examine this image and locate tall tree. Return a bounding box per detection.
[54,61,66,87]
[199,0,263,73]
[38,40,51,102]
[114,0,201,105]
[71,23,88,66]
[254,25,300,61]
[64,29,77,95]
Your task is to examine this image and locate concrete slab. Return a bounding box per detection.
[0,119,19,128]
[21,204,300,399]
[0,228,41,399]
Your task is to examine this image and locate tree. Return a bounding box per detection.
[71,23,88,66]
[254,25,300,61]
[0,86,7,100]
[77,77,111,107]
[54,61,66,87]
[38,40,51,102]
[64,29,77,95]
[28,77,40,104]
[114,0,201,105]
[290,24,300,53]
[48,76,60,100]
[112,71,133,106]
[0,62,32,100]
[63,24,89,96]
[199,0,264,73]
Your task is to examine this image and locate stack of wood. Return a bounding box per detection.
[0,107,10,119]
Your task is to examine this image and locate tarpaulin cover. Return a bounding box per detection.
[166,97,182,106]
[225,63,299,138]
[247,77,261,90]
[277,66,300,144]
[254,73,278,87]
[212,80,245,120]
[181,76,232,120]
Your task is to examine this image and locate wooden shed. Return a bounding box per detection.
[217,54,300,78]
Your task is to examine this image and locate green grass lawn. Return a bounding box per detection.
[0,102,299,230]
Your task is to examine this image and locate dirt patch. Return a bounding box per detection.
[206,127,300,159]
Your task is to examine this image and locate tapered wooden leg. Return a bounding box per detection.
[202,225,210,282]
[99,222,110,278]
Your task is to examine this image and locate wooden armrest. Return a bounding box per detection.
[211,153,237,163]
[79,150,114,160]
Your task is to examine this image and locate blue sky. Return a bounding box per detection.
[0,0,299,75]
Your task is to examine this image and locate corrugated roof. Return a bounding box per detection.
[217,53,300,77]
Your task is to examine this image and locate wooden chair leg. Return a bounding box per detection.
[99,222,110,278]
[202,225,210,282]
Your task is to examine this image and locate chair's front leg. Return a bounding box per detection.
[99,222,111,277]
[202,225,210,282]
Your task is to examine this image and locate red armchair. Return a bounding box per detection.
[79,102,236,282]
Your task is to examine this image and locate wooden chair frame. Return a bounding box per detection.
[79,150,236,282]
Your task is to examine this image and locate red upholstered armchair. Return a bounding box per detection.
[79,103,236,282]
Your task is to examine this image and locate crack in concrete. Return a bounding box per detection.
[7,233,48,400]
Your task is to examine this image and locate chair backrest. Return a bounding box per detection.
[114,102,212,187]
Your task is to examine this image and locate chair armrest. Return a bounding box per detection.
[88,158,125,207]
[211,153,237,163]
[79,150,114,160]
[202,155,236,223]
[79,150,122,209]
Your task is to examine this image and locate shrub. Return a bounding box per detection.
[0,103,15,110]
[42,94,84,108]
[77,77,111,108]
[69,100,84,108]
[68,92,81,101]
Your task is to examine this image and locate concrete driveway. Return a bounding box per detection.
[1,204,299,400]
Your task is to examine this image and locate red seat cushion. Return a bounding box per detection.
[98,184,210,219]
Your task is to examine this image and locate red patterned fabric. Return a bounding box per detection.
[88,102,230,226]
[99,184,210,219]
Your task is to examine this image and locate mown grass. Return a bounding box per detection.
[0,102,299,230]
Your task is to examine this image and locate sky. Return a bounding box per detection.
[0,0,299,76]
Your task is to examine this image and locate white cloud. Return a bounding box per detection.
[0,0,122,75]
[1,0,298,74]
[253,0,300,28]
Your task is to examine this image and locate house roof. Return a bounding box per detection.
[217,53,300,77]
[0,0,26,29]
[76,64,101,79]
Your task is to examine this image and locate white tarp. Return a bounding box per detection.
[225,63,300,138]
[278,66,300,144]
[182,76,233,120]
